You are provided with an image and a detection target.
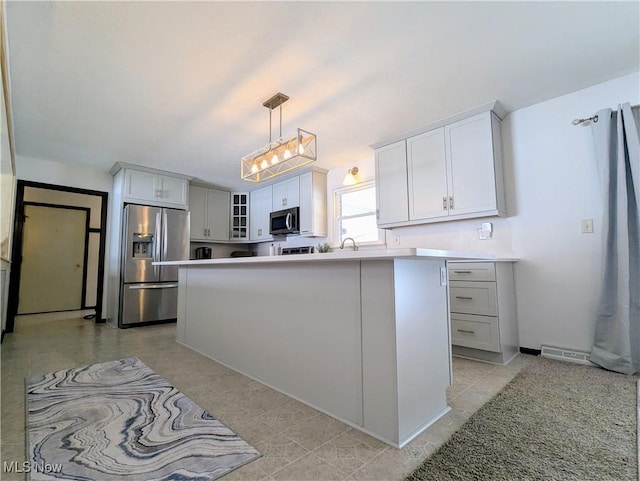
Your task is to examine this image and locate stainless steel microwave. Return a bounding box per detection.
[270,207,300,235]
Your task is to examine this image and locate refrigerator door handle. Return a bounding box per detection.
[163,209,168,261]
[154,212,161,274]
[128,283,179,289]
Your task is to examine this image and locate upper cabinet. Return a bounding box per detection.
[187,168,327,244]
[250,185,273,242]
[230,192,249,241]
[299,171,327,237]
[374,107,506,228]
[375,141,409,225]
[189,186,230,242]
[272,177,300,210]
[112,165,190,209]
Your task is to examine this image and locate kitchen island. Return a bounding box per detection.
[156,248,495,447]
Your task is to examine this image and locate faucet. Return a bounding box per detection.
[340,237,358,251]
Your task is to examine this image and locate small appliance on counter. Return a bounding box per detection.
[230,251,256,258]
[195,246,212,259]
[281,246,314,255]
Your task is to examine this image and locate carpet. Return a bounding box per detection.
[26,357,261,480]
[406,357,638,481]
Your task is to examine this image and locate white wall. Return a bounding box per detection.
[16,155,113,318]
[369,73,639,352]
[507,73,639,351]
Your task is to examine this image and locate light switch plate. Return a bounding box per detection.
[581,219,594,234]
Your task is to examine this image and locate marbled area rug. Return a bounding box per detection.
[26,357,261,481]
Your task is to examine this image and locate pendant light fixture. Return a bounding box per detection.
[241,92,317,182]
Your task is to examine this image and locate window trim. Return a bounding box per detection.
[333,180,384,247]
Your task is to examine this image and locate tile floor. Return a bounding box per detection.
[1,314,534,481]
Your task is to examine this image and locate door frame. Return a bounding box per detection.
[5,181,108,332]
[18,202,90,315]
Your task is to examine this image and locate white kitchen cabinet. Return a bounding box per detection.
[375,140,409,226]
[299,171,327,237]
[407,128,448,221]
[189,185,230,242]
[272,177,300,210]
[444,112,504,217]
[375,108,506,228]
[250,185,273,241]
[230,192,249,241]
[122,168,189,209]
[447,260,518,364]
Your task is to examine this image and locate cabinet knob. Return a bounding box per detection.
[455,296,473,300]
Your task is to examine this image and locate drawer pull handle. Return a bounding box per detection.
[457,329,475,334]
[453,270,472,273]
[455,296,473,300]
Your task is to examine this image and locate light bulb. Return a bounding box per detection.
[260,158,269,169]
[298,144,304,155]
[251,164,259,174]
[271,153,279,165]
[283,149,292,160]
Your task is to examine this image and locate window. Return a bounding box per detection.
[335,181,383,245]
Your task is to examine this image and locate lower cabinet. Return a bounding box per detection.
[448,261,519,364]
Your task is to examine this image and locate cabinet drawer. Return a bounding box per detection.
[451,313,500,352]
[448,262,495,281]
[449,281,497,316]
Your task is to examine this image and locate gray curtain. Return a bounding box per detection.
[589,103,639,375]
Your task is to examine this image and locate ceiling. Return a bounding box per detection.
[4,1,639,191]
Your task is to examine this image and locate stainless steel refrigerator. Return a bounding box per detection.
[119,204,189,327]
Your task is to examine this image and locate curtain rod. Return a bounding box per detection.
[572,103,640,125]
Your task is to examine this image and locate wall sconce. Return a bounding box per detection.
[342,167,360,186]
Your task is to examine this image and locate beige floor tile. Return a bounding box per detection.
[282,412,351,451]
[250,432,310,476]
[1,316,532,481]
[313,431,385,477]
[271,452,345,481]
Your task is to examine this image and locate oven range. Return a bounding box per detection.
[280,246,314,255]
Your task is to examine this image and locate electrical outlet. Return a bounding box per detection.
[581,219,594,234]
[393,236,400,245]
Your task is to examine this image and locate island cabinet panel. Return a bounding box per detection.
[180,262,364,426]
[361,259,450,446]
[173,253,455,448]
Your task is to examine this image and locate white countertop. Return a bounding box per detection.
[154,248,515,266]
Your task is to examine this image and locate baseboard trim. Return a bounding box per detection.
[520,347,542,356]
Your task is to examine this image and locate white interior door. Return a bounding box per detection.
[18,204,87,314]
